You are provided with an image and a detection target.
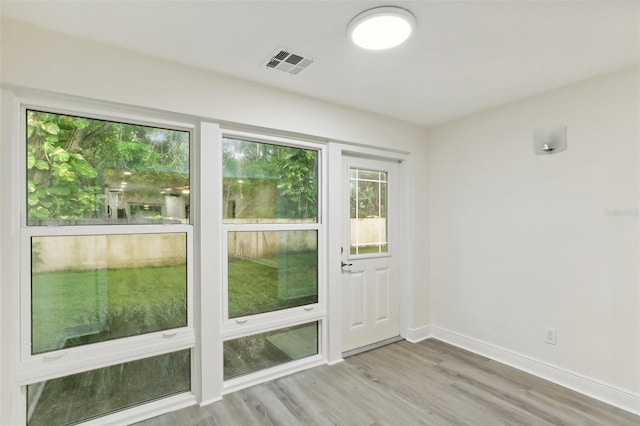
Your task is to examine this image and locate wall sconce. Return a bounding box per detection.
[533,125,567,155]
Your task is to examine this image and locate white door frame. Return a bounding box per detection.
[326,143,413,364]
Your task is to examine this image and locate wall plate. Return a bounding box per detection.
[533,125,567,155]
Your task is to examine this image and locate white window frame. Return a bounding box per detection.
[4,92,199,426]
[18,225,195,383]
[219,129,327,392]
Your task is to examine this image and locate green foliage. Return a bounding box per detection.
[351,183,377,217]
[222,138,318,220]
[273,148,317,218]
[350,177,386,218]
[27,111,189,221]
[27,111,103,220]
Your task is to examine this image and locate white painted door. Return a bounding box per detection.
[341,156,401,353]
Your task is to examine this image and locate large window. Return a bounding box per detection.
[19,108,194,426]
[221,135,323,383]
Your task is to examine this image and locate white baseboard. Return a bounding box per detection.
[426,325,640,416]
[404,325,433,343]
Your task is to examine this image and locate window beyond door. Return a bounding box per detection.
[349,168,388,255]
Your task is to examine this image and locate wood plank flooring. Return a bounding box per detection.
[134,339,640,425]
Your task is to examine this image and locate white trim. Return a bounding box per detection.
[398,154,413,343]
[8,86,198,133]
[326,358,344,366]
[16,333,195,385]
[82,392,197,426]
[1,89,23,425]
[220,128,331,152]
[221,309,326,339]
[198,121,224,404]
[429,326,640,416]
[326,144,344,365]
[404,325,433,343]
[199,396,223,407]
[222,355,325,395]
[223,223,321,232]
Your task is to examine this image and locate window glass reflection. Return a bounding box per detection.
[31,233,187,354]
[27,350,190,426]
[27,110,190,225]
[222,138,318,223]
[228,230,318,318]
[224,323,318,380]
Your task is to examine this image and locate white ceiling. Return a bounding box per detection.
[1,1,638,127]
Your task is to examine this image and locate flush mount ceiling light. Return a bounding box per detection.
[348,6,416,50]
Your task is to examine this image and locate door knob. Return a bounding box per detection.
[341,261,353,268]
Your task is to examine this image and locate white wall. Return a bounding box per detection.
[0,17,430,326]
[0,20,430,337]
[428,67,639,395]
[0,18,427,151]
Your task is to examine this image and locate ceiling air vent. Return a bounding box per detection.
[264,48,315,76]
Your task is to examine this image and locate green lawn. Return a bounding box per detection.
[227,251,318,318]
[31,265,187,354]
[32,251,318,353]
[351,244,388,255]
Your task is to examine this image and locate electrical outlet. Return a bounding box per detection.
[545,327,557,345]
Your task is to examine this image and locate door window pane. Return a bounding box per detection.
[350,168,388,255]
[224,322,318,380]
[27,349,190,426]
[27,110,190,225]
[227,231,317,318]
[31,233,187,354]
[222,138,318,222]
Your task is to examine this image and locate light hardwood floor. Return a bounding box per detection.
[134,339,640,425]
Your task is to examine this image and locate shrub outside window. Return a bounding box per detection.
[26,110,190,225]
[222,137,318,223]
